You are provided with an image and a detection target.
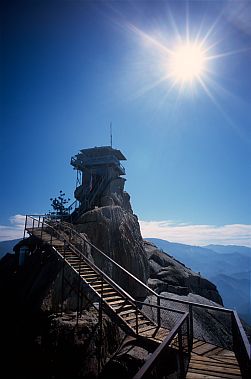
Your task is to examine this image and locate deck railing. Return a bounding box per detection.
[24,215,251,379]
[133,311,190,379]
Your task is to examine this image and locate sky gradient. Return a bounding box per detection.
[1,1,251,245]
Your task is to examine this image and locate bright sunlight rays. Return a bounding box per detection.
[127,22,215,97]
[126,7,247,102]
[169,42,207,84]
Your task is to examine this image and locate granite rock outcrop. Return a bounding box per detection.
[75,205,149,298]
[144,240,223,305]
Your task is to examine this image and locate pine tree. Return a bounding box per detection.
[49,190,70,216]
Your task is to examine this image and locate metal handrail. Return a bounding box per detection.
[26,216,135,303]
[135,300,186,315]
[232,311,251,360]
[24,215,251,377]
[53,220,251,361]
[54,220,158,297]
[157,293,251,368]
[158,293,232,313]
[133,312,190,379]
[24,215,186,336]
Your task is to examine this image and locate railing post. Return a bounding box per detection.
[76,253,81,325]
[186,315,190,355]
[101,273,104,301]
[189,303,193,352]
[98,276,103,374]
[178,328,185,379]
[32,217,35,232]
[41,218,43,238]
[231,311,236,352]
[61,241,66,316]
[136,306,139,336]
[231,311,251,379]
[23,215,27,239]
[157,296,161,327]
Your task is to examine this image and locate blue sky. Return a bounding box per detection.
[1,0,251,245]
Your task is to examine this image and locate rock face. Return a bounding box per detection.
[75,204,149,298]
[42,310,124,379]
[144,240,223,305]
[0,248,124,379]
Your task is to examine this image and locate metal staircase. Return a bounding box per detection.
[23,215,251,379]
[69,175,111,222]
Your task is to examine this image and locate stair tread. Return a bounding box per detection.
[122,313,141,321]
[103,295,123,301]
[81,274,98,278]
[117,308,135,316]
[137,324,156,333]
[92,284,111,289]
[107,299,125,305]
[127,318,149,327]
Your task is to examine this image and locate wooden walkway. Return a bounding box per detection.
[26,226,243,379]
[186,338,242,378]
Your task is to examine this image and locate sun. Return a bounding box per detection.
[169,42,207,84]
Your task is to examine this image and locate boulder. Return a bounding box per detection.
[144,240,223,305]
[143,292,232,349]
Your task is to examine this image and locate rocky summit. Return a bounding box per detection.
[0,191,227,378]
[1,146,242,379]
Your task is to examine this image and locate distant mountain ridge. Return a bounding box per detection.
[147,238,251,324]
[206,244,251,257]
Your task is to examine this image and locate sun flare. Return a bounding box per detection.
[169,42,207,83]
[128,11,246,98]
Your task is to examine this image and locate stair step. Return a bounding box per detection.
[117,306,135,315]
[103,295,122,301]
[71,266,88,272]
[83,275,100,280]
[81,274,98,279]
[137,324,156,333]
[85,278,100,284]
[64,253,85,259]
[96,290,118,296]
[79,269,94,274]
[90,280,103,285]
[92,283,111,289]
[65,255,81,259]
[108,299,126,306]
[71,263,89,269]
[81,272,99,276]
[102,287,116,293]
[123,313,143,322]
[127,317,147,326]
[66,257,81,261]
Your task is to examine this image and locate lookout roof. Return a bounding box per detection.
[80,146,126,160]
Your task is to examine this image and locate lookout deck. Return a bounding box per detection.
[186,339,241,378]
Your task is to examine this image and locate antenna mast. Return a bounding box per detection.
[110,122,113,148]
